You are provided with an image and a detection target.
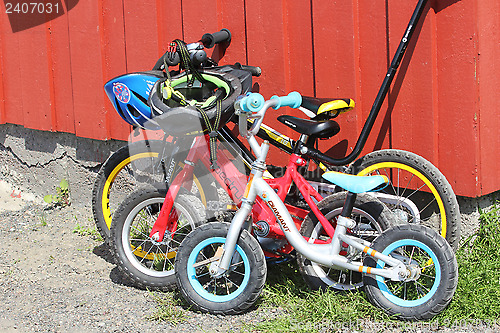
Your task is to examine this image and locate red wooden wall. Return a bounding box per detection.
[0,0,498,197]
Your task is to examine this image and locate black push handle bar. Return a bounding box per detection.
[305,0,429,166]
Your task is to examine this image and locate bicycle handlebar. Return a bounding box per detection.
[201,28,232,48]
[153,30,231,70]
[152,55,167,70]
[239,64,262,77]
[238,93,265,112]
[236,92,302,139]
[270,92,302,109]
[152,29,262,77]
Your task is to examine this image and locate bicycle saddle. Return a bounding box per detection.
[277,115,340,139]
[300,96,355,120]
[322,171,389,193]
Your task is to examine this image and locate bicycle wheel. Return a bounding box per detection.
[175,222,267,314]
[92,139,218,244]
[111,187,206,291]
[297,192,394,291]
[347,149,460,251]
[363,224,458,321]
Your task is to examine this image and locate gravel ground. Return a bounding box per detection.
[0,203,276,333]
[1,202,499,333]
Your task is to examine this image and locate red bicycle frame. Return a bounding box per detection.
[149,134,338,257]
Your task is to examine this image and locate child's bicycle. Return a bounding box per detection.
[94,0,461,253]
[174,92,458,320]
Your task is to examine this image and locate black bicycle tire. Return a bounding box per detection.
[363,224,458,320]
[111,187,206,291]
[347,149,461,251]
[175,222,267,314]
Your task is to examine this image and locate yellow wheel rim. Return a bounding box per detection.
[357,162,447,239]
[101,152,208,230]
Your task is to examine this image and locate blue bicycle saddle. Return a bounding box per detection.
[322,171,388,193]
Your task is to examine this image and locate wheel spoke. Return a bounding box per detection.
[130,225,151,239]
[409,246,416,263]
[396,173,414,203]
[230,270,246,277]
[415,280,431,294]
[139,243,155,264]
[202,278,214,290]
[130,237,151,242]
[401,183,427,206]
[229,260,244,269]
[391,281,406,295]
[404,281,407,300]
[196,271,211,279]
[417,197,438,219]
[225,276,241,290]
[420,273,435,279]
[225,276,231,295]
[131,239,148,253]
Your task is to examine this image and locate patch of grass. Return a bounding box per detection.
[435,201,500,324]
[37,211,48,227]
[248,202,500,330]
[147,291,187,325]
[73,224,104,242]
[245,262,393,332]
[154,202,500,331]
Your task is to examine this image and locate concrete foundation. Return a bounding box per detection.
[0,124,125,210]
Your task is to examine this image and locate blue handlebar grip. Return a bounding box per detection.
[240,93,265,112]
[270,91,302,110]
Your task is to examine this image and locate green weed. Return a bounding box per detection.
[73,224,104,242]
[44,178,71,207]
[38,212,48,227]
[435,201,500,324]
[147,291,187,325]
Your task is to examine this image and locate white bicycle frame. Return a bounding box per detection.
[211,97,409,283]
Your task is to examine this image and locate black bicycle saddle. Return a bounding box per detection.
[277,115,340,139]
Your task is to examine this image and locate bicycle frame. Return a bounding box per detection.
[212,97,408,282]
[148,133,312,257]
[126,0,430,204]
[149,121,379,259]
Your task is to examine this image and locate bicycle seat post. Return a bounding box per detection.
[294,134,310,155]
[340,192,357,218]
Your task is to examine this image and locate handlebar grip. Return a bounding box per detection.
[240,65,262,77]
[270,92,302,109]
[201,28,232,48]
[152,51,181,70]
[239,93,265,112]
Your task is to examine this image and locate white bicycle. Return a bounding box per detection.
[174,92,458,321]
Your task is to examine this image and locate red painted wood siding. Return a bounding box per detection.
[0,0,498,197]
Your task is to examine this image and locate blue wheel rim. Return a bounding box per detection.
[187,237,250,303]
[375,239,441,307]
